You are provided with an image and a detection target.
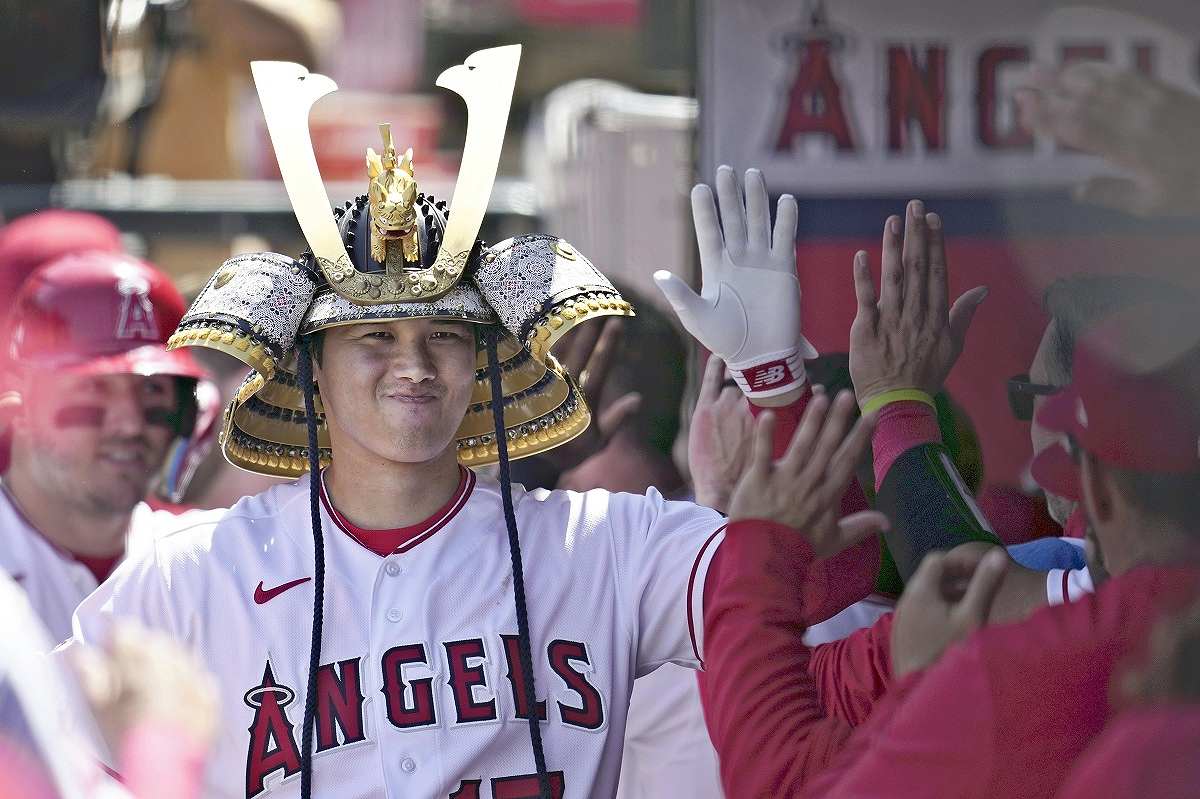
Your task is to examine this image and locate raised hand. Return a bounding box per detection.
[890,545,1009,678]
[727,389,888,558]
[1017,63,1200,218]
[655,165,817,403]
[73,621,219,752]
[849,201,988,407]
[540,317,642,472]
[688,355,754,513]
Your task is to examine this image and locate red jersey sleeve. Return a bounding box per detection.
[799,642,997,798]
[700,519,896,797]
[869,400,941,491]
[745,390,880,624]
[700,518,852,795]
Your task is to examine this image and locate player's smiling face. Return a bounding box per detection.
[314,318,477,464]
[13,371,178,514]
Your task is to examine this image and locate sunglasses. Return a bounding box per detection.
[1006,373,1060,421]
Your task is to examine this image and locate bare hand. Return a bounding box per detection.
[728,390,888,558]
[890,545,1009,679]
[545,317,642,471]
[73,622,219,752]
[688,356,754,513]
[1017,63,1200,218]
[849,201,987,407]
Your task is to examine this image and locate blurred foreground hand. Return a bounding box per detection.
[1018,62,1200,218]
[72,622,218,755]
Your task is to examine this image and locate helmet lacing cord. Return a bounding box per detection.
[485,328,552,799]
[296,339,326,799]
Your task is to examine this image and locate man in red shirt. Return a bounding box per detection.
[701,304,1200,797]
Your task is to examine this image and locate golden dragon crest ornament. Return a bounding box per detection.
[366,124,420,264]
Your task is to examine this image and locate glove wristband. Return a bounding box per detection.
[728,347,807,399]
[860,388,936,417]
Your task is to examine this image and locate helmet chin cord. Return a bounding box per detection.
[486,328,552,799]
[297,339,326,799]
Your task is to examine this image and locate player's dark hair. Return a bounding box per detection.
[308,330,326,366]
[485,326,552,799]
[296,338,326,799]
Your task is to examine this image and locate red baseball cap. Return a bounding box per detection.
[1030,328,1200,502]
[0,210,123,314]
[6,251,205,380]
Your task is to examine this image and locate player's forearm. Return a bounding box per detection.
[870,400,941,490]
[700,519,854,797]
[808,612,895,727]
[871,401,1002,582]
[746,389,881,623]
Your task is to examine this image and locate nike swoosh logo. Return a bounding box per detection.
[254,577,311,605]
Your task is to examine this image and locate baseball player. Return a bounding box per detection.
[67,49,879,799]
[0,251,213,643]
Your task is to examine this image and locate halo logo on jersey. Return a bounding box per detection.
[244,662,302,798]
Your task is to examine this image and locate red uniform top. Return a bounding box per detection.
[701,514,1200,798]
[719,388,883,629]
[1055,706,1200,799]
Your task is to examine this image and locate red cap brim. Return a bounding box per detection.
[62,346,207,380]
[1030,441,1082,503]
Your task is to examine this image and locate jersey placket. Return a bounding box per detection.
[369,544,446,795]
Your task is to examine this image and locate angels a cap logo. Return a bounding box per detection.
[115,273,158,341]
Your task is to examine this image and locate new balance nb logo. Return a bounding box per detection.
[752,364,788,388]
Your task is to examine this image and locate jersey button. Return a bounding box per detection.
[386,608,404,623]
[400,756,417,773]
[385,560,402,577]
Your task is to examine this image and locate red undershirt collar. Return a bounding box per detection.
[319,466,475,558]
[1,482,125,583]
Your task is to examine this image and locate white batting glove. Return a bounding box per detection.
[655,165,817,399]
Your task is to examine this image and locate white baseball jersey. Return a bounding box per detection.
[1047,566,1095,605]
[68,466,727,799]
[0,485,169,645]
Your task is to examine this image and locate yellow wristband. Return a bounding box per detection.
[860,388,936,416]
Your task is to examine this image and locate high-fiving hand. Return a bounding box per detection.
[688,355,754,513]
[849,200,987,407]
[656,166,817,402]
[890,544,1010,678]
[1017,63,1200,218]
[728,389,888,559]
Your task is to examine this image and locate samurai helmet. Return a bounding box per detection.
[168,46,633,477]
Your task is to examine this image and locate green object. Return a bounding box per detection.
[873,442,1002,592]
